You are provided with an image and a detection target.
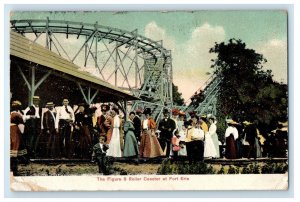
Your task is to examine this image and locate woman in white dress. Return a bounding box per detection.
[208,116,220,158]
[203,121,218,158]
[105,107,122,157]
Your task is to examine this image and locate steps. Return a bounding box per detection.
[184,75,222,116]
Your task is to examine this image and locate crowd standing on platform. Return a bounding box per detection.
[10,96,288,175]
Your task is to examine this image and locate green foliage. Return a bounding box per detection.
[260,162,288,174]
[157,159,174,174]
[241,163,260,174]
[157,159,288,174]
[261,162,274,174]
[217,166,225,174]
[172,83,185,106]
[227,165,239,174]
[272,163,288,174]
[210,38,287,128]
[157,159,215,175]
[215,111,227,143]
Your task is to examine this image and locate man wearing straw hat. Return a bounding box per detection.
[23,95,42,158]
[42,102,58,158]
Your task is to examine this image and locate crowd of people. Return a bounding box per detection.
[10,96,288,175]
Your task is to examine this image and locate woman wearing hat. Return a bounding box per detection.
[74,104,93,159]
[243,121,262,159]
[10,101,28,175]
[224,120,239,159]
[139,108,164,158]
[208,116,220,158]
[123,112,139,161]
[97,104,110,137]
[185,115,205,162]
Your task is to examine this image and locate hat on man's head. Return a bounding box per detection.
[46,102,54,107]
[101,104,109,112]
[33,96,40,100]
[172,108,180,116]
[90,107,97,112]
[163,108,170,114]
[77,103,86,106]
[143,108,151,115]
[12,100,22,106]
[207,114,216,119]
[200,114,207,119]
[227,119,238,125]
[136,108,143,114]
[188,111,196,117]
[243,121,252,126]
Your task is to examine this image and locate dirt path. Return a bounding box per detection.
[17,162,161,176]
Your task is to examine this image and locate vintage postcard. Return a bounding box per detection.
[9,10,288,191]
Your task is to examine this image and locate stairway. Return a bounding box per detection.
[184,74,222,116]
[131,56,168,122]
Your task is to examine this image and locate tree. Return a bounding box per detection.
[172,83,185,106]
[210,39,287,136]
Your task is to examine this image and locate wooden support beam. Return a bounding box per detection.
[77,83,89,104]
[17,65,31,91]
[35,70,52,89]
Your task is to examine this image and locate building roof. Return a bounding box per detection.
[10,31,139,102]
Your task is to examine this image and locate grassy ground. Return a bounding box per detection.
[16,157,288,176]
[17,162,161,176]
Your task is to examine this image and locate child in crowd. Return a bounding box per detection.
[171,130,181,161]
[92,135,110,175]
[178,125,187,157]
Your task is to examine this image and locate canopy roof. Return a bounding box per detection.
[10,31,139,103]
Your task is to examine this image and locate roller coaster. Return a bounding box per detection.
[10,18,220,119]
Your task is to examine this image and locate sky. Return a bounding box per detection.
[11,11,288,101]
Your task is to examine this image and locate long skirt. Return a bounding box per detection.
[211,133,220,158]
[255,137,262,158]
[139,130,163,158]
[78,125,92,158]
[225,135,237,159]
[45,129,60,158]
[186,140,204,161]
[123,130,139,157]
[10,125,27,158]
[106,128,122,157]
[204,134,217,158]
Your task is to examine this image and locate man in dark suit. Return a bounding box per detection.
[92,135,110,175]
[42,102,58,158]
[23,95,42,158]
[132,109,142,143]
[158,109,176,157]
